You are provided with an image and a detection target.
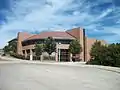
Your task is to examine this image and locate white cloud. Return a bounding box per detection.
[97,8,113,19]
[0,0,120,48]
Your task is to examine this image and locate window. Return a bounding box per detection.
[26,49,30,54]
[22,50,25,54]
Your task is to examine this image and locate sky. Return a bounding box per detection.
[0,0,120,48]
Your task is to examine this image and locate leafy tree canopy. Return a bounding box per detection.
[3,38,17,54]
[44,37,56,55]
[88,41,120,67]
[35,44,44,56]
[69,39,82,55]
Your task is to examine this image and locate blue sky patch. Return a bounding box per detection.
[0,0,120,48]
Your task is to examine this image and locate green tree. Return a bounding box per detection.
[8,38,17,53]
[90,41,102,60]
[44,37,56,60]
[89,41,107,65]
[69,39,82,54]
[87,41,120,67]
[35,44,44,61]
[3,45,10,54]
[35,44,44,56]
[106,43,120,67]
[69,39,82,61]
[3,38,17,54]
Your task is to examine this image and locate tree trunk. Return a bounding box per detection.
[49,55,51,60]
[40,55,43,62]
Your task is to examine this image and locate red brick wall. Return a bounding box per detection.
[86,38,107,61]
[66,27,85,61]
[17,32,32,55]
[17,28,107,62]
[66,28,107,61]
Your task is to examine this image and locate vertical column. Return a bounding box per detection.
[70,53,73,62]
[17,32,23,55]
[55,49,58,62]
[25,50,27,58]
[79,28,85,61]
[30,49,33,61]
[58,49,60,62]
[40,54,43,62]
[55,44,58,62]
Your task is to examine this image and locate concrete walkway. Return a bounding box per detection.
[0,55,120,74]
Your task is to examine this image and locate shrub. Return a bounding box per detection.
[87,41,120,67]
[43,56,55,60]
[44,37,56,60]
[33,56,41,60]
[10,53,26,59]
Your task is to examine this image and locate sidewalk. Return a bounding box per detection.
[0,55,120,74]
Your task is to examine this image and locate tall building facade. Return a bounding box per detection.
[17,27,106,62]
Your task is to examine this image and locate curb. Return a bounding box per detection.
[0,56,120,74]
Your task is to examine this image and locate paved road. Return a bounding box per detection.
[0,61,120,90]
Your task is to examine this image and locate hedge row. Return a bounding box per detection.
[10,52,56,61]
[10,53,30,60]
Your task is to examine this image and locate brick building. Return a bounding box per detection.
[17,27,106,62]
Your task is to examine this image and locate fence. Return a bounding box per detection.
[32,55,55,61]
